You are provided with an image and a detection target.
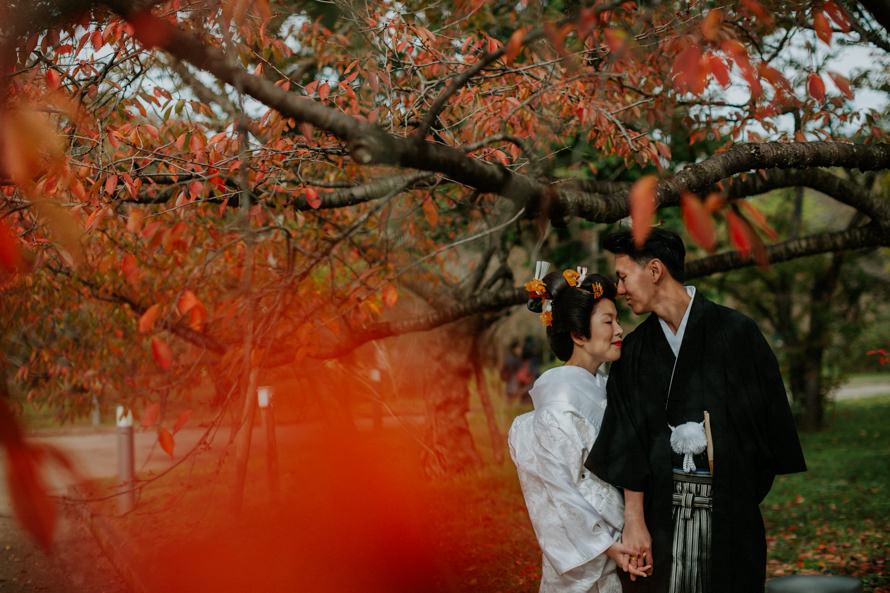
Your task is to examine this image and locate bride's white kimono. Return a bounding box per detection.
[508,365,624,593]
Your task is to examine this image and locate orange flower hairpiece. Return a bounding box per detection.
[563,269,580,287]
[540,310,552,326]
[524,278,547,297]
[591,282,603,299]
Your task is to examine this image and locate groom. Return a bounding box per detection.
[585,228,806,593]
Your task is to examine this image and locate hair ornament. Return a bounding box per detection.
[591,282,604,299]
[526,260,552,318]
[563,269,580,287]
[576,266,588,285]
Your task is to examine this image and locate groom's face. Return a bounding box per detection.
[614,254,656,315]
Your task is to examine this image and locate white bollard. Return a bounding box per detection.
[116,405,135,515]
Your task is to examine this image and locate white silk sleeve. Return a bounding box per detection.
[509,409,618,576]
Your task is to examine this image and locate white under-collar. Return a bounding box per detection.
[658,286,696,357]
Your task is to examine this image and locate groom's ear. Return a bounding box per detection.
[648,258,666,282]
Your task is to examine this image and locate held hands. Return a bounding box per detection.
[619,516,653,581]
[606,541,652,579]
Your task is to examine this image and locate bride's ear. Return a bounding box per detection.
[570,331,586,347]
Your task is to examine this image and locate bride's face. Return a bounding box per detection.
[576,299,623,365]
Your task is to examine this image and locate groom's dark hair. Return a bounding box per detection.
[603,228,686,282]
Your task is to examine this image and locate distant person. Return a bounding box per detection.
[585,229,806,593]
[509,267,649,592]
[502,339,526,403]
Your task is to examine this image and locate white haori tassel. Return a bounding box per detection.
[669,421,707,472]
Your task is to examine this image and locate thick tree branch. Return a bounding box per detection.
[686,224,890,278]
[724,168,890,222]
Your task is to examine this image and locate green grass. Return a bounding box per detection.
[762,396,890,591]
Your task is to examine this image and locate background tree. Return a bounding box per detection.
[3,0,890,521]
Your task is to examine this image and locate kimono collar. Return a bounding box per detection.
[529,365,607,418]
[658,285,697,357]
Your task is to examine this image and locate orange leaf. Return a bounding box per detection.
[318,82,330,102]
[383,284,398,307]
[681,192,716,251]
[141,401,161,428]
[46,69,61,90]
[504,27,526,64]
[828,71,854,100]
[172,410,192,435]
[629,175,657,248]
[739,200,778,240]
[701,9,723,41]
[813,9,832,45]
[422,196,439,227]
[704,192,725,214]
[158,427,175,458]
[127,207,144,234]
[104,174,118,195]
[176,290,200,314]
[808,72,826,103]
[138,303,162,334]
[304,188,321,209]
[151,338,173,371]
[121,253,139,283]
[188,303,206,330]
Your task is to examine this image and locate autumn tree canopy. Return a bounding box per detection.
[2,0,890,431]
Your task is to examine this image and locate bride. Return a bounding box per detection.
[509,264,650,593]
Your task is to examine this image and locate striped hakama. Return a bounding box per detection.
[669,469,713,593]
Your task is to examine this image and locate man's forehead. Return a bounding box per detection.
[614,254,645,272]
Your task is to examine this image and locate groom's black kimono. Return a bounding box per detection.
[586,291,806,593]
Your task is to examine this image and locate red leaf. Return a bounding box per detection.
[188,303,206,330]
[120,253,139,283]
[823,1,851,33]
[739,200,778,240]
[304,188,321,209]
[708,53,730,87]
[318,82,330,102]
[629,175,657,248]
[814,9,832,45]
[671,44,704,93]
[46,69,61,90]
[104,174,118,195]
[172,410,192,435]
[158,427,175,458]
[808,72,826,103]
[141,401,161,428]
[828,71,854,100]
[151,338,173,371]
[681,192,716,251]
[90,30,103,52]
[176,290,200,314]
[127,208,143,234]
[129,10,171,49]
[0,220,22,273]
[701,9,723,41]
[726,210,752,259]
[138,303,162,334]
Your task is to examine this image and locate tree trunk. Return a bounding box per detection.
[420,326,482,476]
[472,338,504,465]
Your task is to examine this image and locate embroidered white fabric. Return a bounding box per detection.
[509,366,624,593]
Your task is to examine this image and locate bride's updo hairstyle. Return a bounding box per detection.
[527,270,616,362]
